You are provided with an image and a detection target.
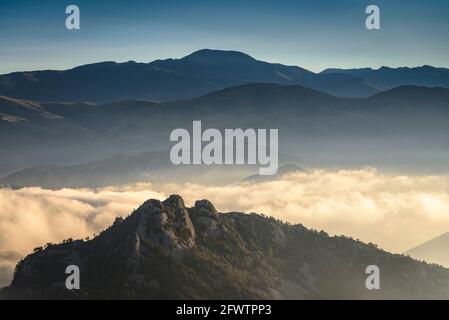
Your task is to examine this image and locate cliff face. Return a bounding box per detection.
[3,195,449,300]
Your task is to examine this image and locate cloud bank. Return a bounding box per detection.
[1,168,449,285]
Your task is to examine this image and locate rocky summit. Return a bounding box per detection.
[3,195,449,300]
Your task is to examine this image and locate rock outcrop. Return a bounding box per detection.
[3,195,449,300]
[135,195,196,255]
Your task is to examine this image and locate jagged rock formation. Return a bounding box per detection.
[2,195,449,300]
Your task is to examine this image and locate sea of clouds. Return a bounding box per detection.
[1,168,449,287]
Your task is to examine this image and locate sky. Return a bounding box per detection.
[0,0,448,74]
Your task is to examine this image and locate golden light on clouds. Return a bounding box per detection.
[1,167,449,286]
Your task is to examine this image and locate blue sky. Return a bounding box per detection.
[0,0,448,73]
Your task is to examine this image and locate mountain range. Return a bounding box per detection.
[2,49,449,104]
[1,83,449,185]
[3,195,449,300]
[1,49,449,184]
[0,150,300,188]
[321,65,449,91]
[0,49,378,102]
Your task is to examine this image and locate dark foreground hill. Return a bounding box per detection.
[2,195,449,300]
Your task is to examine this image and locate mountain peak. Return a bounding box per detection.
[406,232,449,267]
[4,195,449,299]
[181,49,256,63]
[135,195,196,252]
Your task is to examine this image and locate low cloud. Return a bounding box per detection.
[175,169,449,253]
[0,251,22,288]
[1,168,449,285]
[0,259,16,288]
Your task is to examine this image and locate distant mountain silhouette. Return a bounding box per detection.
[406,233,449,267]
[1,84,449,184]
[151,49,379,98]
[3,195,449,299]
[0,95,100,177]
[321,66,449,91]
[0,151,171,188]
[3,50,449,104]
[0,60,218,103]
[0,149,302,188]
[0,49,379,102]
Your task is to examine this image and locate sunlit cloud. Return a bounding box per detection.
[1,168,449,286]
